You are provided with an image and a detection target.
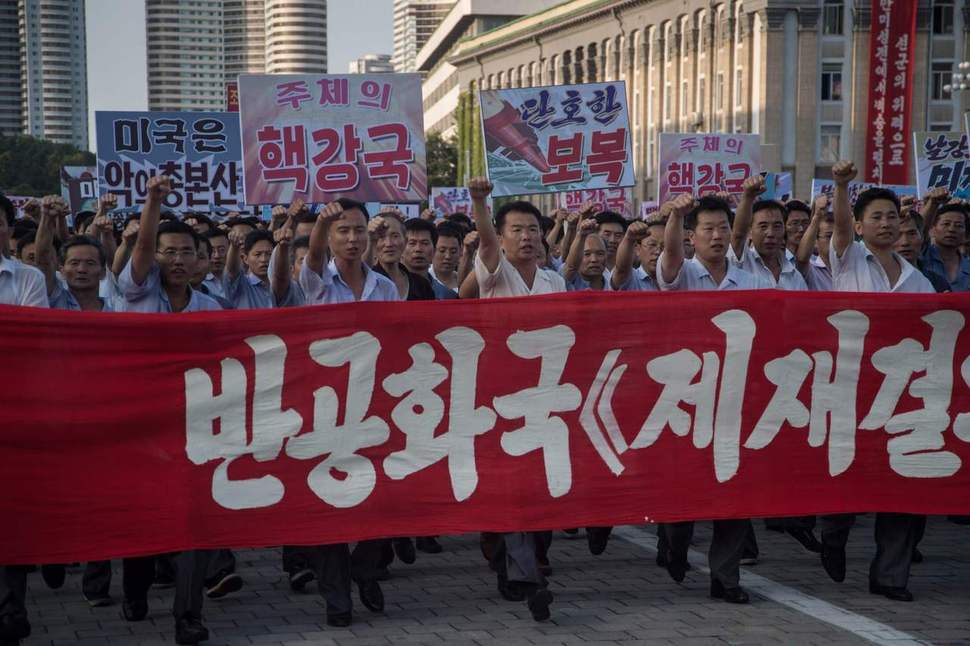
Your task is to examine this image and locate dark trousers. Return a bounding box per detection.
[490,532,543,585]
[665,519,749,588]
[173,551,212,620]
[0,565,29,638]
[311,540,384,616]
[282,546,315,576]
[82,557,155,602]
[819,513,922,588]
[204,549,236,584]
[743,520,759,559]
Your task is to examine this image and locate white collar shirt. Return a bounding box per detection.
[657,253,773,292]
[475,251,566,298]
[118,259,224,313]
[728,244,807,291]
[830,240,935,294]
[804,256,833,292]
[613,266,659,292]
[50,278,113,311]
[299,258,400,304]
[0,255,48,307]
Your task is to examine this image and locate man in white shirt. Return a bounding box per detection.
[728,176,807,291]
[469,176,557,622]
[657,193,771,605]
[794,195,834,292]
[562,217,610,291]
[611,218,664,292]
[819,161,933,603]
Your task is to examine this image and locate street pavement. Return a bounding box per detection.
[22,515,969,645]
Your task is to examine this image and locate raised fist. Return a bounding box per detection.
[926,186,949,205]
[741,175,766,198]
[228,228,247,250]
[566,211,581,226]
[41,195,69,219]
[91,213,113,235]
[579,217,598,236]
[318,201,345,225]
[98,193,118,213]
[420,208,436,222]
[625,220,650,242]
[463,230,479,251]
[286,198,306,218]
[579,200,597,218]
[274,225,294,245]
[813,194,829,215]
[122,219,140,243]
[831,161,857,186]
[467,177,493,201]
[368,215,389,239]
[668,194,697,219]
[147,175,172,200]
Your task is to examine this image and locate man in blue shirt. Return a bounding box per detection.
[402,218,457,299]
[920,203,970,291]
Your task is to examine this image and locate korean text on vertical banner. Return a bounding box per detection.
[95,111,244,211]
[479,82,635,197]
[864,0,917,184]
[558,188,634,220]
[810,179,918,204]
[657,133,761,204]
[914,132,970,199]
[226,81,240,113]
[238,73,427,205]
[60,166,98,215]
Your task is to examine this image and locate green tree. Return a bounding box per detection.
[426,131,458,188]
[0,135,95,196]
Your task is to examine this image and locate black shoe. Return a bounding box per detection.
[122,599,148,622]
[587,528,610,556]
[289,568,315,592]
[948,514,970,525]
[153,572,175,588]
[666,550,688,583]
[710,579,750,604]
[40,564,66,590]
[869,581,913,602]
[655,550,668,567]
[787,528,823,554]
[497,574,527,602]
[563,528,579,535]
[358,580,384,612]
[415,536,443,554]
[911,548,923,564]
[527,587,553,621]
[393,538,416,565]
[0,613,30,641]
[537,556,552,577]
[84,592,113,608]
[820,543,846,583]
[204,571,243,599]
[174,616,209,644]
[326,612,351,627]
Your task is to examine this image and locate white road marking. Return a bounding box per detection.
[613,525,929,646]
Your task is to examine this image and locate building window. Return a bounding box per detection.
[932,61,953,100]
[822,1,843,36]
[933,0,955,35]
[664,83,672,120]
[681,81,689,115]
[716,72,724,110]
[930,122,953,132]
[819,125,841,162]
[821,63,843,101]
[698,77,706,113]
[735,69,743,106]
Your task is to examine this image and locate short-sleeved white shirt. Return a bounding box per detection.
[613,266,659,291]
[0,255,48,307]
[657,253,773,291]
[728,244,807,291]
[475,252,566,298]
[804,256,833,292]
[830,240,934,294]
[118,259,224,312]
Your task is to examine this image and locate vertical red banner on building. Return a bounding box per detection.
[226,81,239,113]
[865,0,918,184]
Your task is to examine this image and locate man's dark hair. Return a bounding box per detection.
[16,232,36,257]
[405,217,438,245]
[752,200,787,222]
[0,193,15,226]
[901,210,925,232]
[495,200,542,232]
[336,198,370,221]
[124,213,141,228]
[645,215,668,230]
[685,196,735,230]
[159,211,178,223]
[293,210,317,225]
[12,220,38,240]
[195,234,212,256]
[853,188,900,222]
[539,214,556,235]
[933,203,970,231]
[785,200,811,222]
[60,235,107,267]
[230,216,260,230]
[156,220,197,246]
[73,211,96,234]
[204,227,228,242]
[445,212,473,232]
[595,211,629,230]
[244,229,274,253]
[436,223,463,245]
[292,235,310,253]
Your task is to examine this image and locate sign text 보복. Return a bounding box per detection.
[479,82,635,197]
[658,133,761,204]
[238,74,427,205]
[914,131,970,199]
[95,111,245,211]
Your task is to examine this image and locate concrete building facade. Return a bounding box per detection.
[0,2,21,138]
[18,0,88,149]
[393,0,455,72]
[349,53,394,74]
[447,0,969,200]
[224,0,266,82]
[146,0,224,111]
[263,0,327,74]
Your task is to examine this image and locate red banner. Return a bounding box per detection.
[865,0,918,184]
[3,291,970,565]
[226,81,239,113]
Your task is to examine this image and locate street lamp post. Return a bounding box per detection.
[943,61,970,128]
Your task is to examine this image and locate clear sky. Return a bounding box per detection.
[84,0,394,152]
